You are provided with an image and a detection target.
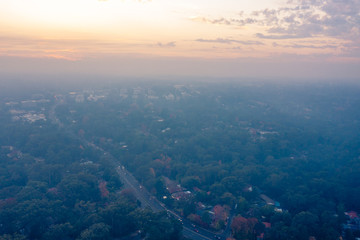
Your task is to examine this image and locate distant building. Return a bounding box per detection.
[75,94,85,103]
[163,176,184,194]
[163,176,193,201]
[260,194,275,205]
[263,222,271,228]
[171,191,192,201]
[243,185,253,192]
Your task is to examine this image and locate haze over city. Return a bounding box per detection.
[1,1,360,240]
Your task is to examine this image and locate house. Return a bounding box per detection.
[260,194,275,205]
[1,146,14,151]
[274,207,283,213]
[171,191,192,201]
[263,222,271,229]
[243,185,253,192]
[343,211,360,233]
[163,176,184,194]
[345,211,359,219]
[7,149,23,160]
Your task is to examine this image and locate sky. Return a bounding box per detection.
[0,0,359,80]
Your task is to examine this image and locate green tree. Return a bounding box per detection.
[78,223,111,240]
[291,211,319,240]
[100,200,137,237]
[43,223,74,240]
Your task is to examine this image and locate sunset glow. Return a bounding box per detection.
[0,0,359,79]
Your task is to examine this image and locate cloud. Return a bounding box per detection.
[190,0,360,42]
[195,38,263,45]
[191,17,231,25]
[156,42,176,48]
[188,1,360,60]
[190,16,257,26]
[267,0,359,40]
[273,42,338,49]
[256,33,309,39]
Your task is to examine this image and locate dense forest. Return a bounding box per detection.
[0,85,182,240]
[0,80,360,240]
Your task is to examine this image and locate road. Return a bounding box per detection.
[49,100,228,240]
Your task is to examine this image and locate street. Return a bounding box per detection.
[49,100,228,240]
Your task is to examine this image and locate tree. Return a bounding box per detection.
[100,200,137,238]
[291,211,319,240]
[58,173,100,207]
[221,176,242,194]
[220,192,236,207]
[0,233,26,240]
[144,212,182,240]
[236,197,250,215]
[231,215,258,240]
[201,211,212,226]
[267,221,291,240]
[43,223,74,240]
[78,223,110,240]
[181,176,200,189]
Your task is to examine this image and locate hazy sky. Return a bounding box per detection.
[0,0,359,80]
